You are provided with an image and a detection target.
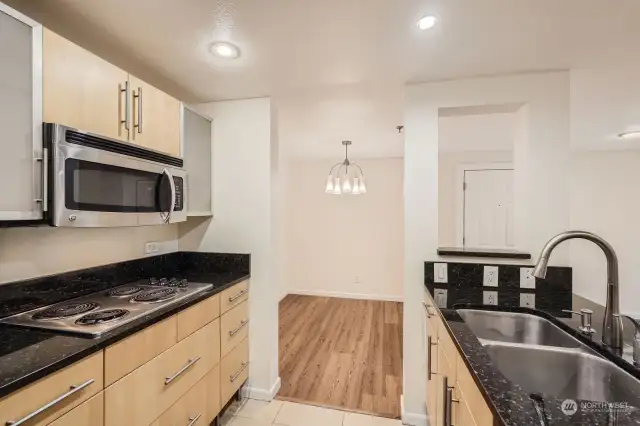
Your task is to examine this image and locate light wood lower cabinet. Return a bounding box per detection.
[48,392,104,426]
[220,280,249,314]
[221,338,249,404]
[105,317,178,386]
[128,75,181,157]
[43,29,129,142]
[0,351,103,426]
[104,320,220,426]
[177,294,220,341]
[220,300,249,357]
[424,289,493,426]
[155,370,209,426]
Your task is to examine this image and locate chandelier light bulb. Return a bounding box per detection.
[325,175,334,193]
[352,178,361,195]
[342,177,352,194]
[359,176,367,194]
[333,177,342,195]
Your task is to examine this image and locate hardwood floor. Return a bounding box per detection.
[278,295,403,419]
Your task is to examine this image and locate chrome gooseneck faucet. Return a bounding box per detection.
[532,231,624,352]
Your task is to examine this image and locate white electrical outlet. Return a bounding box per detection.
[483,266,499,287]
[434,263,448,283]
[144,242,159,254]
[520,293,535,308]
[483,291,498,306]
[520,267,536,289]
[434,289,448,308]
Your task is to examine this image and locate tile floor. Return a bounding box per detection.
[220,398,403,426]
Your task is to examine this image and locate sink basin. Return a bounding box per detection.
[483,341,640,407]
[457,309,585,349]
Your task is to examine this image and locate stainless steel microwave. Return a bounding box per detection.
[44,123,187,227]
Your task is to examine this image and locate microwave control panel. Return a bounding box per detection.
[174,177,184,211]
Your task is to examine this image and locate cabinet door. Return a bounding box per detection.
[0,4,43,220]
[129,75,181,156]
[426,322,438,425]
[183,106,212,215]
[43,29,128,141]
[48,393,104,426]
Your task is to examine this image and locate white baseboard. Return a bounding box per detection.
[401,395,428,426]
[287,289,403,302]
[242,377,281,401]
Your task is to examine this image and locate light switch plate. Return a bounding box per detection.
[520,293,535,308]
[483,266,499,287]
[520,267,536,289]
[483,291,498,306]
[434,263,448,283]
[434,289,448,308]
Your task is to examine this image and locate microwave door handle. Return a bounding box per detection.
[162,168,176,223]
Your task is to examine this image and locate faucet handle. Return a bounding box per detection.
[562,308,596,335]
[622,315,640,367]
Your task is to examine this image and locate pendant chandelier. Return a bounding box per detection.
[325,141,366,195]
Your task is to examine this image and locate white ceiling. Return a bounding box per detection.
[8,0,640,102]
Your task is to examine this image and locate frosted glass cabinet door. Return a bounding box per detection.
[0,5,43,220]
[182,106,212,216]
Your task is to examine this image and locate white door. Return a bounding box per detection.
[463,169,514,249]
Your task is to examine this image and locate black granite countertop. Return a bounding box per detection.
[432,291,640,426]
[0,252,250,398]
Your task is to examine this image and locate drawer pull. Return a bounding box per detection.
[229,319,249,337]
[187,413,202,426]
[165,357,201,385]
[228,289,248,303]
[230,362,249,383]
[5,378,94,426]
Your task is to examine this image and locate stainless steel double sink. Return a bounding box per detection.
[457,309,640,407]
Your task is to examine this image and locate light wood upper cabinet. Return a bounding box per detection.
[42,29,182,157]
[129,75,181,157]
[43,29,129,142]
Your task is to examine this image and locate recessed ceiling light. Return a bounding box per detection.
[618,130,640,139]
[210,41,240,59]
[417,15,437,30]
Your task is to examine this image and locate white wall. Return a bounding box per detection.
[178,98,281,399]
[0,225,177,284]
[404,71,570,424]
[284,158,404,300]
[276,83,405,300]
[569,66,640,314]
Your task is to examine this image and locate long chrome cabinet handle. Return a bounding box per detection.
[229,319,249,337]
[5,378,94,426]
[119,81,130,131]
[187,413,202,426]
[165,357,201,385]
[444,378,459,426]
[427,336,438,380]
[230,362,248,383]
[134,86,143,133]
[228,289,248,303]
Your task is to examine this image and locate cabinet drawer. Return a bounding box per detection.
[456,356,493,426]
[105,317,177,386]
[220,301,249,357]
[220,338,249,404]
[105,320,220,426]
[0,351,103,426]
[220,281,249,314]
[155,371,209,426]
[48,392,104,426]
[177,294,220,341]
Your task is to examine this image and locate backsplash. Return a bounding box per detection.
[424,261,572,315]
